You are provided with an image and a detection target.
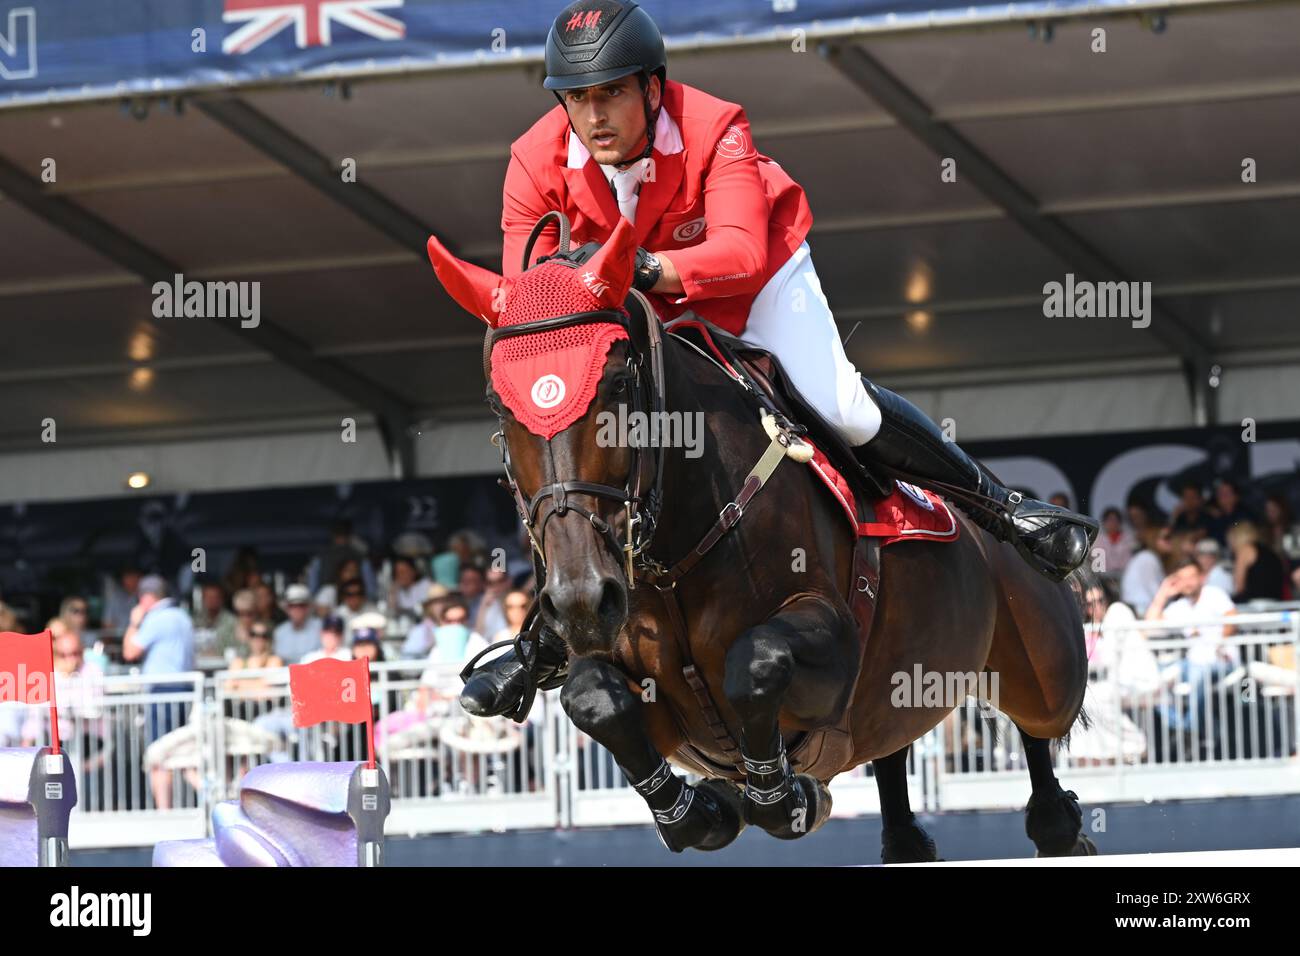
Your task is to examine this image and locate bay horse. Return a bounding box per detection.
[426,215,1095,860]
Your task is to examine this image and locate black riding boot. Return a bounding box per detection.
[855,379,1098,581]
[459,615,570,721]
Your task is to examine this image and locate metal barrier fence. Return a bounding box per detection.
[6,611,1291,848]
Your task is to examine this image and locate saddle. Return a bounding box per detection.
[660,314,894,783]
[665,316,895,505]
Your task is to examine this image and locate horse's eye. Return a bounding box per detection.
[610,375,631,396]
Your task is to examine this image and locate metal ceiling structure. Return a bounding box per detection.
[2,1,1298,493]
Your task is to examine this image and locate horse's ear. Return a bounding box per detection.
[426,236,513,327]
[582,218,640,309]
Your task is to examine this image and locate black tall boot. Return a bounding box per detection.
[458,611,570,721]
[856,379,1098,581]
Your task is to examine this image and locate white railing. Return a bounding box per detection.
[935,611,1300,809]
[6,611,1291,848]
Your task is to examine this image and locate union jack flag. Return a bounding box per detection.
[223,0,406,55]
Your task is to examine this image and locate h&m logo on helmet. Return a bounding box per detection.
[565,9,603,32]
[531,374,567,409]
[672,217,706,242]
[715,125,749,159]
[896,481,936,511]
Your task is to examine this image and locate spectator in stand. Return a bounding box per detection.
[1193,538,1235,594]
[1122,526,1175,615]
[1227,521,1287,602]
[301,616,353,664]
[58,595,91,643]
[335,578,378,639]
[1074,579,1157,763]
[122,575,196,780]
[1168,528,1201,565]
[1126,502,1156,539]
[254,582,287,627]
[101,562,142,633]
[418,601,488,699]
[313,584,337,620]
[311,519,367,593]
[473,567,510,640]
[223,546,263,595]
[1145,558,1237,739]
[230,588,258,654]
[352,629,386,664]
[1169,481,1213,539]
[491,588,532,645]
[459,565,487,625]
[192,578,241,660]
[21,622,106,751]
[431,530,488,590]
[1263,494,1299,559]
[1207,477,1254,546]
[227,623,284,697]
[1048,492,1072,509]
[388,555,432,617]
[1094,507,1135,576]
[402,583,452,658]
[273,584,322,663]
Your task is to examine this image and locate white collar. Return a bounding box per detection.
[566,108,683,170]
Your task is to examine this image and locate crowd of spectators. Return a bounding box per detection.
[1071,476,1300,765]
[1087,478,1299,615]
[2,475,1297,778]
[0,520,537,753]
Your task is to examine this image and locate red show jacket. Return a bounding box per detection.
[501,80,814,336]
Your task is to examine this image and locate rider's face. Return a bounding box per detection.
[561,75,660,167]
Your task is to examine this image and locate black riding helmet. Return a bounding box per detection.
[543,0,667,163]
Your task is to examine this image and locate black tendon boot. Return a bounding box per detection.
[856,379,1098,581]
[459,610,570,722]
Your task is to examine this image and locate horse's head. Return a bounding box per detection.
[427,217,653,656]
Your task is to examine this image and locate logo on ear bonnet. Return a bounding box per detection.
[531,374,567,409]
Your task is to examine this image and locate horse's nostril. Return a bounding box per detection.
[598,578,626,628]
[539,590,560,626]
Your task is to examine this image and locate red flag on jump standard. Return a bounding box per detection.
[289,657,371,728]
[0,630,61,754]
[0,630,54,704]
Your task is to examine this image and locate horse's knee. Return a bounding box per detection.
[723,632,794,712]
[560,657,640,738]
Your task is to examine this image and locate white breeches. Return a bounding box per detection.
[735,241,882,446]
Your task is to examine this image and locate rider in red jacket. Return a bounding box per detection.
[462,0,1098,717]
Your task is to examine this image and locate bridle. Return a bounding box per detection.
[486,211,668,587]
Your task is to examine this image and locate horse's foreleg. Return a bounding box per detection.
[873,745,940,863]
[560,655,745,853]
[722,596,853,839]
[1018,728,1097,857]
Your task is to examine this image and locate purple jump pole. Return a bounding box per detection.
[153,761,390,867]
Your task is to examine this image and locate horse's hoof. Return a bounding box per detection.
[1025,786,1087,856]
[654,780,745,853]
[793,774,833,836]
[881,820,940,864]
[746,773,832,840]
[693,779,747,851]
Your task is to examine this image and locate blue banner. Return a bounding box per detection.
[1,0,1151,108]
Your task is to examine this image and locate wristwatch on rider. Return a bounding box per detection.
[634,248,662,292]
